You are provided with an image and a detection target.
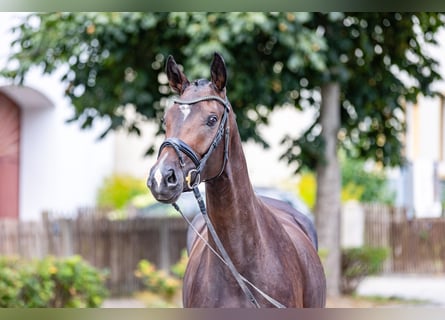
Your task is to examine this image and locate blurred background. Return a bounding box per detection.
[1,12,445,307]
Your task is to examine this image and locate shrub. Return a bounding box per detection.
[47,255,109,307]
[341,246,389,294]
[135,259,182,300]
[96,174,154,210]
[0,255,108,307]
[0,257,23,307]
[170,249,188,279]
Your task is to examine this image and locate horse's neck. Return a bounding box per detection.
[204,125,264,265]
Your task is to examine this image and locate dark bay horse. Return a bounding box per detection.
[147,53,326,308]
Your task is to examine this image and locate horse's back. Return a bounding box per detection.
[187,196,317,253]
[258,196,318,250]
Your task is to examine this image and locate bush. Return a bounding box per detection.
[341,246,389,294]
[135,260,181,300]
[0,257,24,307]
[170,249,188,279]
[96,174,154,210]
[0,255,108,307]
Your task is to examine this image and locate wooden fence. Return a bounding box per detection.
[363,203,445,274]
[0,212,189,295]
[1,204,445,295]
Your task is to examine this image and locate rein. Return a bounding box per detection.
[173,188,286,308]
[159,95,285,308]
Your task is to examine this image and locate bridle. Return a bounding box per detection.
[157,94,285,308]
[158,95,230,189]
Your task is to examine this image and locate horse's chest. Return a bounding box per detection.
[183,255,301,308]
[183,261,246,307]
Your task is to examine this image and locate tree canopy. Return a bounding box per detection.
[3,12,326,154]
[3,12,443,170]
[280,13,444,170]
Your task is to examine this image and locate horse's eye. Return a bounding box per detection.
[207,115,218,127]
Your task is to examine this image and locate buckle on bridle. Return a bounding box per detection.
[186,169,201,189]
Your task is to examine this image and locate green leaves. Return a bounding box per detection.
[96,174,153,210]
[0,255,108,307]
[341,246,389,294]
[2,12,444,170]
[135,259,181,300]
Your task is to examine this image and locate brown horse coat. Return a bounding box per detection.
[147,53,326,308]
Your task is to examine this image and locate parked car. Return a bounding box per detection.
[136,186,314,222]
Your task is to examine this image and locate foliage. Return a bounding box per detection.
[295,171,317,209]
[170,249,188,279]
[295,153,394,207]
[341,183,364,203]
[0,255,108,307]
[47,255,109,307]
[341,247,389,294]
[281,13,444,170]
[96,174,153,210]
[340,151,395,204]
[0,257,24,307]
[2,12,326,151]
[135,260,181,300]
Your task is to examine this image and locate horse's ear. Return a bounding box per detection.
[210,52,227,92]
[166,55,190,94]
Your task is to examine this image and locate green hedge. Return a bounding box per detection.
[0,255,108,307]
[341,246,389,294]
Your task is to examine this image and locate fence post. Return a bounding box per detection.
[41,211,54,255]
[59,218,74,256]
[159,219,170,271]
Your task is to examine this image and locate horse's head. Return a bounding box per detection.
[147,53,230,203]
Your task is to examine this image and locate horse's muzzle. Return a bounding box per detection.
[147,161,183,203]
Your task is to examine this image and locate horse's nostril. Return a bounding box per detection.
[166,169,177,186]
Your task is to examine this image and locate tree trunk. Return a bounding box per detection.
[315,82,341,297]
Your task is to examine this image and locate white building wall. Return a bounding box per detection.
[1,13,115,220]
[112,114,161,182]
[18,71,115,220]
